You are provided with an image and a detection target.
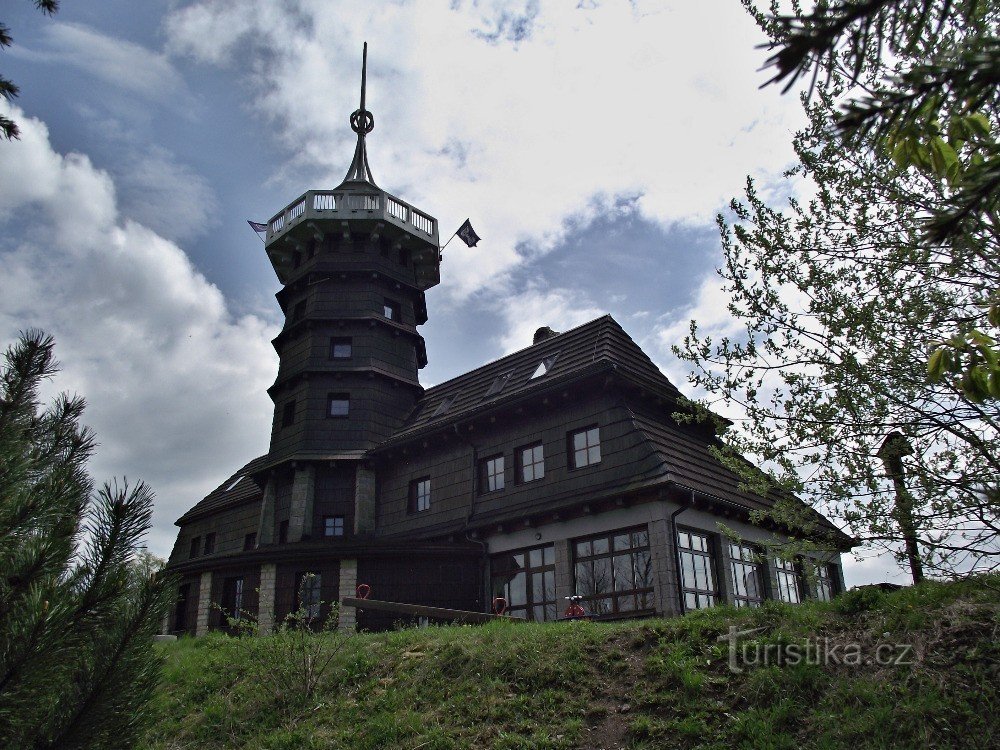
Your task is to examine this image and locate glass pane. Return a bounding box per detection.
[617,594,636,612]
[694,556,708,591]
[612,554,634,592]
[544,602,558,621]
[678,531,690,549]
[632,529,649,548]
[491,577,507,599]
[543,546,554,567]
[575,449,588,467]
[613,533,631,551]
[532,605,546,622]
[685,592,697,610]
[634,550,653,588]
[574,432,587,450]
[592,537,610,555]
[529,548,542,569]
[592,597,613,615]
[681,551,697,589]
[575,561,594,596]
[575,540,591,558]
[509,572,527,606]
[532,572,545,603]
[513,552,525,568]
[543,570,555,602]
[592,557,613,594]
[588,445,601,464]
[522,464,534,482]
[745,567,761,599]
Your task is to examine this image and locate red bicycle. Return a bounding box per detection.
[563,595,587,619]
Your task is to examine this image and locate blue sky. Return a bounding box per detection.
[0,0,907,584]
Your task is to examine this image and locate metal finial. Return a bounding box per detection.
[342,42,377,187]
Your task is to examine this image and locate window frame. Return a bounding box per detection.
[490,544,557,622]
[484,369,515,398]
[728,542,767,608]
[813,562,837,602]
[408,477,431,513]
[568,425,601,469]
[518,442,545,483]
[323,515,346,537]
[479,454,505,493]
[220,576,245,623]
[329,337,353,360]
[294,571,322,620]
[203,532,216,555]
[281,399,296,428]
[327,393,350,419]
[383,298,401,321]
[189,536,201,559]
[573,525,655,618]
[774,556,804,604]
[677,528,720,611]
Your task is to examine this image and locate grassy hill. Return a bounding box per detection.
[142,576,998,750]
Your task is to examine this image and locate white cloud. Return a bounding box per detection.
[493,286,606,353]
[0,104,277,557]
[21,22,188,102]
[164,0,806,300]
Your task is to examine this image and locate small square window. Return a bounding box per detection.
[330,337,352,359]
[569,426,601,468]
[484,369,515,398]
[383,299,401,321]
[203,532,216,555]
[189,536,201,559]
[281,400,296,428]
[328,393,350,418]
[323,515,345,537]
[409,477,431,513]
[519,443,545,482]
[480,455,505,493]
[243,532,257,551]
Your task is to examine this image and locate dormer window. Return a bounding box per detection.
[431,395,457,418]
[484,369,515,398]
[224,475,244,492]
[383,299,400,321]
[530,352,560,379]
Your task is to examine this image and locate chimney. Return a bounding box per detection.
[533,326,559,344]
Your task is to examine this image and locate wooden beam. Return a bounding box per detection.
[340,597,523,624]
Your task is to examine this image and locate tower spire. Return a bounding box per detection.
[340,42,377,188]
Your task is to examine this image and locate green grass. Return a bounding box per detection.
[142,575,1000,750]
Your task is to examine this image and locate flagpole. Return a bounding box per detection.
[439,230,459,253]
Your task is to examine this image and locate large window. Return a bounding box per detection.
[775,557,803,603]
[814,562,837,602]
[491,544,556,622]
[569,426,601,469]
[294,572,321,619]
[221,576,244,622]
[518,443,544,482]
[729,543,766,608]
[678,530,718,611]
[409,477,431,513]
[574,526,654,617]
[480,455,505,492]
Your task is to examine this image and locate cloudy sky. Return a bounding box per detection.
[0,0,907,584]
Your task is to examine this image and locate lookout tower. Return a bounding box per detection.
[255,44,440,543]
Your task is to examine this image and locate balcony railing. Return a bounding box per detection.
[266,188,438,246]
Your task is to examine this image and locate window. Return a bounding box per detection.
[221,576,244,622]
[278,520,289,544]
[294,572,322,620]
[243,532,257,551]
[484,369,514,398]
[569,426,601,468]
[383,299,400,321]
[530,352,560,379]
[431,395,456,418]
[224,475,244,492]
[329,337,352,359]
[491,545,556,622]
[189,536,201,559]
[814,562,837,602]
[327,393,350,418]
[409,477,431,513]
[519,443,545,482]
[775,557,803,604]
[574,527,654,616]
[729,543,766,608]
[678,530,718,611]
[203,532,216,555]
[290,300,306,323]
[174,583,191,632]
[323,515,345,537]
[480,455,505,493]
[281,400,296,428]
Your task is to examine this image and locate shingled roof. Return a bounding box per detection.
[175,454,268,525]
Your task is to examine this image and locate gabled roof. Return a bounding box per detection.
[175,454,268,525]
[379,315,683,447]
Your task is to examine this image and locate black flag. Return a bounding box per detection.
[248,220,268,236]
[456,218,481,247]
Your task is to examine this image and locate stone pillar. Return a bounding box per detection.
[648,516,681,617]
[553,539,573,607]
[354,465,377,534]
[338,558,358,632]
[257,563,277,635]
[256,477,277,545]
[288,464,316,541]
[160,611,170,636]
[195,571,213,637]
[712,532,734,606]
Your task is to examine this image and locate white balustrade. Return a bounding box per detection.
[411,211,434,235]
[270,214,285,233]
[313,193,336,210]
[386,195,409,222]
[289,199,306,221]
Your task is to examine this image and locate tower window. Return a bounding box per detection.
[479,455,505,493]
[189,536,201,559]
[569,426,601,468]
[323,515,345,537]
[203,532,216,555]
[327,393,350,418]
[281,400,296,428]
[409,477,431,513]
[383,299,401,321]
[330,337,352,359]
